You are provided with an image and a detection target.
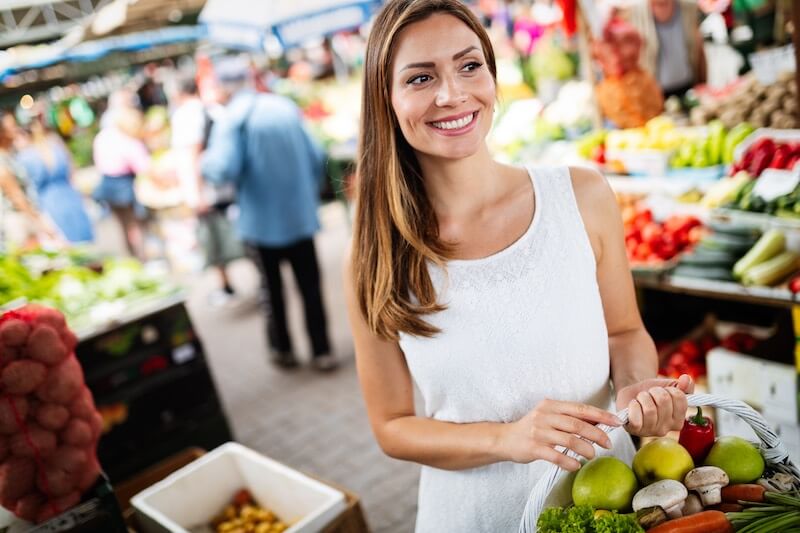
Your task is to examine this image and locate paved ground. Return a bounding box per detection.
[179,203,421,533]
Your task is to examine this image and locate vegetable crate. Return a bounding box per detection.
[1,475,127,533]
[518,394,800,532]
[77,301,233,483]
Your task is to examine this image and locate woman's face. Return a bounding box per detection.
[390,14,495,162]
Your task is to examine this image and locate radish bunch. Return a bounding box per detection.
[0,305,102,523]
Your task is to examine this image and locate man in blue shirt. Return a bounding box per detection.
[201,57,335,371]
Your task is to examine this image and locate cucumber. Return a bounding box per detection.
[679,250,738,268]
[698,233,760,255]
[741,250,800,286]
[707,220,762,239]
[732,229,786,280]
[671,265,735,281]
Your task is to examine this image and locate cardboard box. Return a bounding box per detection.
[131,442,347,533]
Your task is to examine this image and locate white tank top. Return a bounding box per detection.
[399,166,635,532]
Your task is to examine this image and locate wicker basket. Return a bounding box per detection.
[518,393,800,532]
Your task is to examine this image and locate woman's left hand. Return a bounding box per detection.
[615,374,694,437]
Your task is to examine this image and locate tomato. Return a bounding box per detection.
[678,340,701,361]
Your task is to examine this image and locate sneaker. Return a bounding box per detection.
[311,353,338,372]
[271,350,299,369]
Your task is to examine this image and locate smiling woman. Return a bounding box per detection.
[345,1,694,531]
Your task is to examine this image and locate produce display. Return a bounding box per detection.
[690,73,799,130]
[621,205,703,266]
[660,329,760,380]
[587,117,753,175]
[0,305,102,524]
[0,249,177,333]
[204,489,288,533]
[536,407,791,533]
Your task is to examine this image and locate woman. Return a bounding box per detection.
[0,112,57,246]
[92,98,151,259]
[344,1,693,531]
[15,112,94,243]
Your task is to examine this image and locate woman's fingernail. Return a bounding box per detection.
[613,416,623,425]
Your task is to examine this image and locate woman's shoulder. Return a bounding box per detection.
[567,166,620,231]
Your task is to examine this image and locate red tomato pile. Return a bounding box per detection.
[661,337,717,380]
[660,331,760,380]
[622,207,704,264]
[0,305,102,524]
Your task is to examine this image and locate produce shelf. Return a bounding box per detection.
[75,290,186,341]
[634,273,798,308]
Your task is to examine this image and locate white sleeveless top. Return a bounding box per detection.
[398,166,636,532]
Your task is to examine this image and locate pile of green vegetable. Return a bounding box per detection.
[538,505,643,533]
[727,490,800,532]
[0,249,176,329]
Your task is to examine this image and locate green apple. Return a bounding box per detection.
[572,457,638,511]
[704,436,765,484]
[633,438,695,486]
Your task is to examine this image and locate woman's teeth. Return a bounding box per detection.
[431,112,475,130]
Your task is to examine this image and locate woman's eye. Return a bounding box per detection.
[462,61,483,72]
[407,74,432,85]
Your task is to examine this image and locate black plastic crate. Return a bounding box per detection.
[24,475,126,533]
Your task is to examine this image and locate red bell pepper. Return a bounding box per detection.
[768,144,792,169]
[678,406,716,463]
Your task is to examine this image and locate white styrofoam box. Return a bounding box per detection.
[762,362,799,423]
[715,408,760,442]
[708,347,798,423]
[707,348,763,408]
[131,442,347,533]
[767,418,800,464]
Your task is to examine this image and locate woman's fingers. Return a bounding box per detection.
[636,390,658,433]
[535,445,582,472]
[667,386,689,430]
[549,414,612,449]
[541,399,622,427]
[626,398,643,434]
[649,387,674,436]
[536,427,597,463]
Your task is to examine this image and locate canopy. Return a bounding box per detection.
[199,0,382,50]
[0,26,204,82]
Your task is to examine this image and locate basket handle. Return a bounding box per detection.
[518,393,800,533]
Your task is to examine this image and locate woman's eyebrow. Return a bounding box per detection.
[399,45,479,72]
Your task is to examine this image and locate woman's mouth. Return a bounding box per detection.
[427,111,478,135]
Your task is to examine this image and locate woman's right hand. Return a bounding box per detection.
[500,399,623,471]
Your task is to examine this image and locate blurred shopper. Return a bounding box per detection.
[0,112,55,246]
[15,110,93,243]
[171,77,242,306]
[628,0,707,98]
[92,96,150,259]
[201,57,335,371]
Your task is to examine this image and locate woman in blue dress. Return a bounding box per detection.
[15,113,94,243]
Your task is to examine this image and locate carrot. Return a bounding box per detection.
[721,483,766,504]
[647,510,733,533]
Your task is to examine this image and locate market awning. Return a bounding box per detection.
[0,25,205,81]
[199,0,382,50]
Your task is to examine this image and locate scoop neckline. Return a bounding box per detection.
[445,165,540,267]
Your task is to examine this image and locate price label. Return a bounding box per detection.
[752,169,800,202]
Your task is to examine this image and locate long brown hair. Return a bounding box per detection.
[353,0,497,341]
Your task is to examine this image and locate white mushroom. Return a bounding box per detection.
[684,466,729,506]
[683,493,704,516]
[632,479,688,519]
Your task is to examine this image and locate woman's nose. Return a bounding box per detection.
[435,76,468,107]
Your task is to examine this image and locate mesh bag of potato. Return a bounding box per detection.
[0,305,102,524]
